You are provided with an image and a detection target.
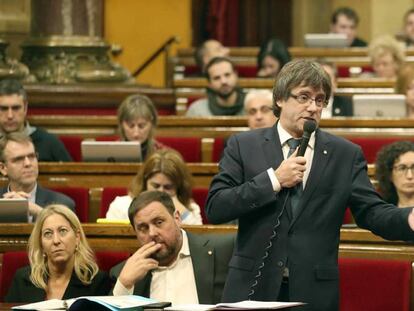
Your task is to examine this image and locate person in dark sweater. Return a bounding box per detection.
[0,79,71,162]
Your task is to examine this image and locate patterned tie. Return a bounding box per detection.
[286,138,303,218]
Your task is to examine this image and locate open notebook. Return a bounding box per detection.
[0,198,28,223]
[353,94,407,118]
[304,33,348,48]
[81,141,142,162]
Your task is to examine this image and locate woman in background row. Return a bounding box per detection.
[396,64,414,119]
[6,205,110,302]
[106,148,202,224]
[368,35,405,79]
[117,94,164,160]
[375,141,414,208]
[257,38,291,78]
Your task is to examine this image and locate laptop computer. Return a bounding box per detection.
[352,94,407,118]
[0,198,28,223]
[304,33,349,48]
[81,141,142,162]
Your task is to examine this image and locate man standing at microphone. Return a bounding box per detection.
[205,59,414,311]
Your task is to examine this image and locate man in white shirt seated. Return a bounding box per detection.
[110,190,235,305]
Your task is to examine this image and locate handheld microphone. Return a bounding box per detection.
[297,120,317,156]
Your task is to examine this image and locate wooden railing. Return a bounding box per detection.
[27,115,414,139]
[0,224,413,261]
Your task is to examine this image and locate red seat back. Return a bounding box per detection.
[95,251,130,272]
[59,135,83,162]
[339,258,412,311]
[50,187,90,223]
[100,187,128,218]
[212,138,225,162]
[343,207,353,224]
[0,251,29,301]
[157,137,202,162]
[347,137,412,164]
[192,187,209,224]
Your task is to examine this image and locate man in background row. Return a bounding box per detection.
[110,190,234,305]
[186,57,246,117]
[244,90,277,129]
[330,7,367,47]
[0,79,72,162]
[0,132,75,222]
[194,39,230,74]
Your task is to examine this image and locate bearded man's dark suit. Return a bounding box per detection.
[205,123,414,311]
[110,231,235,304]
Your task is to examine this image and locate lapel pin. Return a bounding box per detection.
[323,150,328,155]
[208,250,213,255]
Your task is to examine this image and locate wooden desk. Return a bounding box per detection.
[27,115,414,139]
[25,83,176,112]
[0,224,413,261]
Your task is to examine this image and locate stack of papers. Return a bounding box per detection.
[165,300,305,310]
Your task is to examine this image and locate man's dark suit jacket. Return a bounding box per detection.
[5,266,110,302]
[110,231,235,304]
[205,124,414,311]
[0,185,75,215]
[332,95,353,116]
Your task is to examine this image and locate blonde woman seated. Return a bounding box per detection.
[6,205,110,302]
[367,35,405,79]
[117,94,164,160]
[106,149,202,224]
[396,64,414,118]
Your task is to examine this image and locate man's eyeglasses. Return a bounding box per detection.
[6,152,38,165]
[393,164,414,175]
[289,93,328,108]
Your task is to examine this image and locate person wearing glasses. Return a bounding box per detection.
[244,90,277,129]
[376,141,414,208]
[206,59,414,310]
[6,204,110,302]
[0,132,74,222]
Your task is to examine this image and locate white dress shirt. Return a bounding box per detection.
[113,230,199,305]
[267,122,315,192]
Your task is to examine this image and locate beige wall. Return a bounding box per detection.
[104,0,192,87]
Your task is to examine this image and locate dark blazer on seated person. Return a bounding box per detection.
[5,266,110,302]
[0,185,75,214]
[110,231,235,304]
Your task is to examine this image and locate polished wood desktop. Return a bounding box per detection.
[0,224,412,261]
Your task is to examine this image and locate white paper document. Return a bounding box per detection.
[165,300,305,311]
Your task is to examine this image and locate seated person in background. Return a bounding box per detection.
[0,79,71,162]
[0,132,75,221]
[117,94,164,160]
[194,39,230,74]
[396,64,414,118]
[110,191,234,304]
[6,204,110,302]
[317,59,353,117]
[244,90,277,129]
[186,57,246,117]
[375,141,414,208]
[403,8,414,46]
[107,148,202,225]
[257,38,291,78]
[367,35,405,79]
[330,6,367,47]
